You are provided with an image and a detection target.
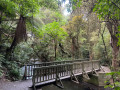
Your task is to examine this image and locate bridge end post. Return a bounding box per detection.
[22,65,27,80]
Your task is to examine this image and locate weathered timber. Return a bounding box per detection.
[31,60,100,90]
[24,59,89,78]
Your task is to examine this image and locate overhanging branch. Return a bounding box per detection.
[112,1,120,10]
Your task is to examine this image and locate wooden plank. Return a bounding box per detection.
[32,61,101,87]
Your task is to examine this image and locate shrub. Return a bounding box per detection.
[0,54,5,77]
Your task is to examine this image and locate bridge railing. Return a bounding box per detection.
[24,59,89,79]
[92,60,100,70]
[32,60,100,89]
[72,60,100,75]
[73,62,83,74]
[32,63,73,85]
[83,61,93,72]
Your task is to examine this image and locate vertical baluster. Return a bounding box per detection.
[42,68,44,82]
[42,69,44,82]
[68,65,70,75]
[44,68,46,81]
[38,69,39,83]
[36,70,39,82]
[74,64,75,73]
[28,65,30,78]
[72,64,74,73]
[53,67,55,78]
[66,65,68,76]
[39,69,40,82]
[53,67,55,79]
[63,65,65,76]
[53,67,54,79]
[48,68,50,80]
[77,63,80,73]
[49,67,51,79]
[47,68,48,80]
[58,66,59,77]
[55,67,56,79]
[60,66,62,77]
[50,68,52,79]
[67,65,69,76]
[69,65,71,75]
[67,65,68,75]
[75,64,76,73]
[46,69,47,81]
[61,65,62,77]
[77,64,78,73]
[55,67,56,78]
[24,65,27,80]
[52,67,54,79]
[51,68,53,79]
[31,65,32,76]
[62,65,63,77]
[39,69,41,82]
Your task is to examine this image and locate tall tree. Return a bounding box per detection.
[93,0,120,68]
[65,16,85,59]
[43,21,68,60]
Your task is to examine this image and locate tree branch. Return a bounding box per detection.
[111,1,120,10]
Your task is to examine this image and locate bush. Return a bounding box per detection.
[105,72,120,90]
[6,61,20,81]
[0,54,5,77]
[9,68,20,81]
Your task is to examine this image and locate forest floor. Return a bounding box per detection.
[0,66,111,90]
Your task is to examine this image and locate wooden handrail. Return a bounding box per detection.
[32,60,100,90]
[23,59,99,79]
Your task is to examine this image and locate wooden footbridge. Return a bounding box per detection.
[24,59,102,90]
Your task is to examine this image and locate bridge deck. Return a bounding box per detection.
[24,60,101,90]
[33,69,100,87]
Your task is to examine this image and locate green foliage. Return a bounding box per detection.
[92,24,112,65]
[105,72,120,90]
[0,54,5,77]
[0,0,17,17]
[116,25,120,46]
[7,61,20,80]
[0,0,61,80]
[0,0,39,18]
[66,0,82,12]
[93,0,120,20]
[65,15,85,39]
[43,21,68,41]
[39,0,58,10]
[0,0,59,19]
[13,42,34,65]
[13,0,39,17]
[1,42,34,80]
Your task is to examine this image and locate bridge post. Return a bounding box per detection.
[55,66,64,88]
[23,65,27,80]
[92,61,99,76]
[82,62,90,80]
[70,64,79,83]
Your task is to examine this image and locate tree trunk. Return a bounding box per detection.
[72,37,75,59]
[106,21,119,68]
[10,15,27,50]
[54,39,57,60]
[6,15,27,60]
[111,36,119,68]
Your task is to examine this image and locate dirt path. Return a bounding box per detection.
[0,79,34,90]
[0,66,111,90]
